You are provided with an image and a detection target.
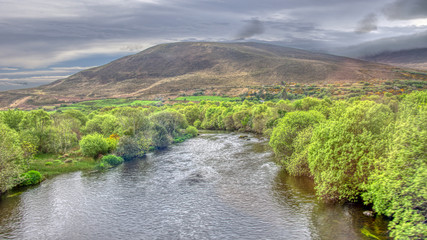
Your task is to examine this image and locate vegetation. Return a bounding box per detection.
[1,90,426,239]
[175,96,241,101]
[101,155,124,166]
[20,170,43,186]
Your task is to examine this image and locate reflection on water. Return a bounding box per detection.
[0,132,389,239]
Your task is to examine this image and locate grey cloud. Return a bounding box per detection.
[383,0,427,20]
[0,0,422,71]
[355,13,378,34]
[235,19,265,40]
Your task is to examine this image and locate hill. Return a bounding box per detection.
[362,48,427,70]
[1,42,426,109]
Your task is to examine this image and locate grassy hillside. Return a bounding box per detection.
[1,42,426,109]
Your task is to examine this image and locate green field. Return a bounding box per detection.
[56,99,161,111]
[175,96,241,101]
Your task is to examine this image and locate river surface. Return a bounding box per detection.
[0,132,389,240]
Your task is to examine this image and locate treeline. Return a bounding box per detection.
[1,91,425,239]
[174,91,426,239]
[0,107,196,192]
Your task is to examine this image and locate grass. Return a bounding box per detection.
[56,99,161,111]
[175,96,241,101]
[28,153,98,179]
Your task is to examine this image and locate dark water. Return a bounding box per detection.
[0,133,389,240]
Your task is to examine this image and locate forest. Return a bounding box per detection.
[0,90,425,239]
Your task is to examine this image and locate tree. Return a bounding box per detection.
[151,124,170,149]
[0,123,23,193]
[84,114,121,136]
[1,109,24,131]
[362,91,427,239]
[270,110,325,160]
[19,109,52,152]
[308,101,393,201]
[115,134,150,160]
[79,133,109,158]
[150,110,188,136]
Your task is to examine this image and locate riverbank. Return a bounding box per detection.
[0,132,390,240]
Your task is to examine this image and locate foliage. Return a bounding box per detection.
[150,110,188,136]
[308,101,393,201]
[101,155,124,166]
[20,170,43,186]
[0,123,23,193]
[79,133,109,158]
[19,109,52,152]
[151,124,170,149]
[1,92,426,238]
[175,96,240,101]
[269,110,325,160]
[362,91,427,239]
[1,109,24,131]
[115,135,150,160]
[185,126,198,137]
[84,114,121,137]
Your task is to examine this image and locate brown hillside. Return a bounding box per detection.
[362,48,427,70]
[0,42,424,108]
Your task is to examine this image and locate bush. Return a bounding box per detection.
[45,162,53,166]
[21,170,43,186]
[151,124,170,149]
[79,133,109,158]
[102,155,124,166]
[116,135,150,160]
[193,119,202,128]
[185,126,198,137]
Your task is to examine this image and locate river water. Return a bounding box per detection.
[0,132,389,239]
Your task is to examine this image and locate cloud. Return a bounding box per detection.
[0,67,19,71]
[355,13,378,34]
[235,19,265,40]
[383,0,427,20]
[0,0,425,72]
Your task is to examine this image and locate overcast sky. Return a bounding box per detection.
[1,0,426,90]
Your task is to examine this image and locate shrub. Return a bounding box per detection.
[102,155,124,166]
[116,135,150,160]
[45,162,53,166]
[53,160,62,164]
[185,126,198,137]
[95,162,107,171]
[193,119,202,128]
[21,170,43,186]
[151,124,171,149]
[79,133,109,158]
[106,137,118,152]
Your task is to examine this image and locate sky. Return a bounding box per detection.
[1,0,426,90]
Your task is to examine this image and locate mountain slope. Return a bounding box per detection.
[1,42,424,108]
[362,48,427,70]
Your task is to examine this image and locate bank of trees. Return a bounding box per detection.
[0,107,194,193]
[0,91,425,239]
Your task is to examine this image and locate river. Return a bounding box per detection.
[0,132,389,239]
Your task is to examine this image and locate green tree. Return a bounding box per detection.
[270,110,325,160]
[79,133,109,158]
[19,109,52,152]
[363,91,427,239]
[308,101,393,201]
[150,111,188,136]
[151,124,170,149]
[1,109,24,131]
[115,134,150,160]
[0,123,23,193]
[84,114,121,137]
